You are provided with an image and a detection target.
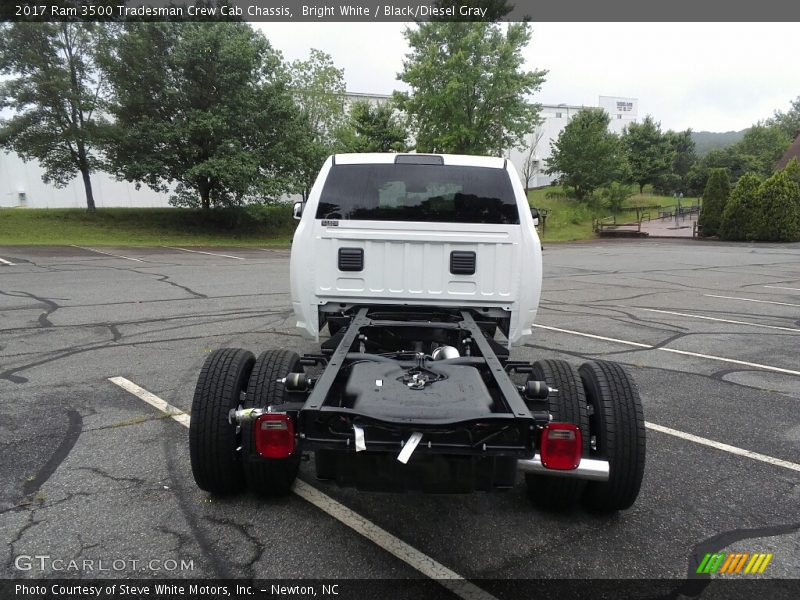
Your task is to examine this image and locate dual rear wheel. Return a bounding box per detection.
[525,359,646,513]
[189,348,302,497]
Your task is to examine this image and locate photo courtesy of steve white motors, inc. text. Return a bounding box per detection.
[14,583,341,597]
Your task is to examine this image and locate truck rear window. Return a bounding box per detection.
[316,164,519,224]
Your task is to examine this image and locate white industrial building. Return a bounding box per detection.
[505,95,639,189]
[0,93,637,208]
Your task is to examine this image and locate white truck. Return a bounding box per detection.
[189,153,645,512]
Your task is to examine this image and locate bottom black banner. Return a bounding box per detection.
[3,578,799,600]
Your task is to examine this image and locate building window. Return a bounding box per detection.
[617,114,622,119]
[555,112,562,118]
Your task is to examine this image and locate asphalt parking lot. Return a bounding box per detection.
[1,240,798,596]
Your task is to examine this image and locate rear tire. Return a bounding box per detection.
[189,348,254,495]
[525,359,590,510]
[242,349,303,496]
[579,360,646,512]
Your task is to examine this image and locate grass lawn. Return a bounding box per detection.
[0,207,295,247]
[528,186,698,242]
[1,188,698,247]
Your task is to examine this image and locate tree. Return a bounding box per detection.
[289,49,348,199]
[752,170,800,242]
[736,124,791,174]
[622,115,672,194]
[395,21,546,155]
[520,124,545,193]
[697,168,730,237]
[698,124,791,183]
[545,108,627,202]
[767,96,800,139]
[102,23,304,209]
[0,23,108,210]
[666,129,697,190]
[719,173,762,241]
[341,101,409,153]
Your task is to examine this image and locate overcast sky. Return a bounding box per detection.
[254,22,798,133]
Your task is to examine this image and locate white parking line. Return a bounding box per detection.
[764,285,800,292]
[0,257,15,266]
[108,376,497,600]
[633,307,800,333]
[166,247,245,260]
[533,324,651,349]
[109,377,190,427]
[292,481,498,599]
[644,422,800,474]
[71,245,144,263]
[704,294,800,308]
[532,324,800,377]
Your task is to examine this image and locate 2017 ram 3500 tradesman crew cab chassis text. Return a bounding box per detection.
[189,153,645,512]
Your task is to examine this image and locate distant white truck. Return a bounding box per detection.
[189,153,645,512]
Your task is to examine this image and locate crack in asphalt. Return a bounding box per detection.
[5,511,41,572]
[76,467,146,487]
[0,308,288,336]
[521,343,797,400]
[204,515,266,577]
[539,302,688,336]
[0,290,62,328]
[0,313,294,384]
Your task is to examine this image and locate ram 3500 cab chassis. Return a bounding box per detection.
[189,154,645,511]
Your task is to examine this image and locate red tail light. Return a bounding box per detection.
[540,423,582,470]
[254,413,295,459]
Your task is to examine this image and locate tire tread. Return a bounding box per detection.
[580,360,646,512]
[189,348,254,495]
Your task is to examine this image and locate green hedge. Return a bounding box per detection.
[751,170,800,242]
[698,168,730,237]
[719,173,762,241]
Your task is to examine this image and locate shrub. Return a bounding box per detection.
[751,170,800,242]
[783,157,800,186]
[698,168,730,237]
[595,182,634,214]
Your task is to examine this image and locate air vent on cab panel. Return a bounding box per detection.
[338,248,364,272]
[450,251,476,275]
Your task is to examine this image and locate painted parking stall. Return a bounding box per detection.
[1,241,799,592]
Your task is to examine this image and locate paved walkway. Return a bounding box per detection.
[640,213,698,238]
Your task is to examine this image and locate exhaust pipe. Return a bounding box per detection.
[518,455,610,482]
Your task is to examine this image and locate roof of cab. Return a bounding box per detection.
[333,153,506,169]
